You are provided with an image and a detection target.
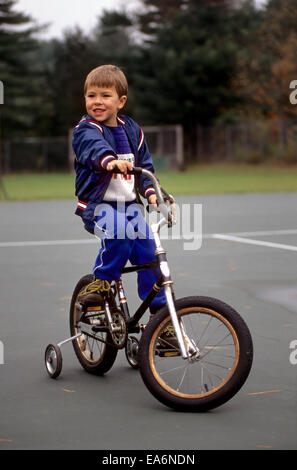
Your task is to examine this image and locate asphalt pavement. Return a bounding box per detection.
[0,193,296,450]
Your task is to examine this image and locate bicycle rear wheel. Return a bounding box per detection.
[138,296,253,411]
[69,274,118,375]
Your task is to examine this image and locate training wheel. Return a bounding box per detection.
[125,336,139,369]
[45,343,63,379]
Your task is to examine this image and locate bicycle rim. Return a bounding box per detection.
[149,307,240,399]
[74,313,108,365]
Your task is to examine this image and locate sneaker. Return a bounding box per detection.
[78,279,111,310]
[79,293,104,310]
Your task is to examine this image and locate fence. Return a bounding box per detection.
[67,125,184,172]
[1,126,184,174]
[1,136,69,173]
[1,120,297,174]
[195,119,297,164]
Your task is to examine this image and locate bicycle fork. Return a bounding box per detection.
[152,219,200,361]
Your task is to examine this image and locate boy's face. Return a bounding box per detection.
[85,85,127,126]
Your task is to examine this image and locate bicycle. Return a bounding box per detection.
[45,167,253,412]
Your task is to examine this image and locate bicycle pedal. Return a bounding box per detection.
[87,306,102,312]
[157,350,180,357]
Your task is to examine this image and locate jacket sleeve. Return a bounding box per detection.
[73,122,117,172]
[136,127,158,199]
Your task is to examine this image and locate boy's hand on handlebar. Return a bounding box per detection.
[106,159,133,176]
[148,193,160,211]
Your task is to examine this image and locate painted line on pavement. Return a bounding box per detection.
[0,228,297,250]
[212,233,297,252]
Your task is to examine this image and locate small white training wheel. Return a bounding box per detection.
[45,343,63,379]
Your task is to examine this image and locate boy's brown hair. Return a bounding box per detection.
[84,64,128,97]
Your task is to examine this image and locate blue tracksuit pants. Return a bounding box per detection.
[93,201,166,309]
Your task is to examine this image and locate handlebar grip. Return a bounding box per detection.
[110,166,174,226]
[111,166,143,175]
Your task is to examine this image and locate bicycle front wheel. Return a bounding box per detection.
[69,274,118,375]
[138,296,253,411]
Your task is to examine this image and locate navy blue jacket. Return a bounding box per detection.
[72,114,156,230]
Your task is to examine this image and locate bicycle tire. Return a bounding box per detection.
[138,296,253,411]
[69,274,118,375]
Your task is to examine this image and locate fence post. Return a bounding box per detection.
[176,125,184,170]
[42,138,49,172]
[0,81,3,105]
[196,125,203,162]
[68,128,75,172]
[4,140,10,173]
[225,125,232,160]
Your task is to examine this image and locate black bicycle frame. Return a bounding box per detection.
[116,256,173,333]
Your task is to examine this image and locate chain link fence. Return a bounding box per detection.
[1,136,70,173]
[1,120,297,174]
[196,119,297,164]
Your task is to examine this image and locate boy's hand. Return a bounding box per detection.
[106,159,133,176]
[148,193,158,210]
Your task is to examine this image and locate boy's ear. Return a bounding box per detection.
[118,95,127,110]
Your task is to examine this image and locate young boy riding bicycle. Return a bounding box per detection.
[72,64,166,315]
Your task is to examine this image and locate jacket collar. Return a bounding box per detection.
[84,114,126,128]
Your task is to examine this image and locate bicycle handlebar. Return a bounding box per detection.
[111,166,175,226]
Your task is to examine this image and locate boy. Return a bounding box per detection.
[72,64,166,314]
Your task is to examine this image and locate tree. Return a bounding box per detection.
[236,0,297,152]
[132,1,248,154]
[0,0,43,137]
[41,9,139,136]
[138,0,233,36]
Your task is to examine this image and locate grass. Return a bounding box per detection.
[1,164,297,201]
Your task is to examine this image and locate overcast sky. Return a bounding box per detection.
[17,0,143,39]
[17,0,267,40]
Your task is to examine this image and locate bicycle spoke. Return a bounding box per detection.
[201,359,233,371]
[197,360,224,383]
[196,315,213,348]
[200,332,233,360]
[177,364,190,392]
[159,363,189,376]
[151,307,239,398]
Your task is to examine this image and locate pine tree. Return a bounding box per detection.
[236,0,297,153]
[0,0,42,136]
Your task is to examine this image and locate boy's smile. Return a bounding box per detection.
[85,85,127,127]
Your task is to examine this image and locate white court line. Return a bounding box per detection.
[212,234,297,252]
[222,228,297,237]
[0,228,297,249]
[0,239,98,248]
